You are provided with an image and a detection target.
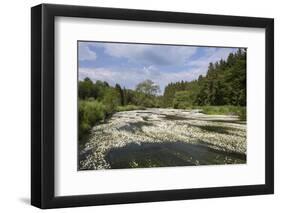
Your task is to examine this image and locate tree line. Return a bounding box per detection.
[79,78,162,109]
[163,48,246,108]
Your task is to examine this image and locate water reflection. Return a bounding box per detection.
[105,141,246,169]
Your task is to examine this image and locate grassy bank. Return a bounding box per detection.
[195,105,246,121]
[116,105,146,112]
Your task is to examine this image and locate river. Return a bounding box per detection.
[79,108,246,170]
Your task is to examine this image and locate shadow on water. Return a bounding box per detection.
[191,124,237,134]
[208,119,246,125]
[162,114,190,121]
[118,121,154,133]
[105,141,246,169]
[162,114,245,124]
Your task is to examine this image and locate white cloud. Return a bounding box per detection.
[78,46,238,94]
[79,42,97,61]
[99,43,197,66]
[188,48,236,71]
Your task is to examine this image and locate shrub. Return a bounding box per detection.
[102,88,120,114]
[78,100,106,143]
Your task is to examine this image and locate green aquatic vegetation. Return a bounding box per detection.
[116,105,146,112]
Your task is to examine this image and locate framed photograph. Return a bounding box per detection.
[31,4,274,209]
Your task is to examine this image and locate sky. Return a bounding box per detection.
[78,41,239,94]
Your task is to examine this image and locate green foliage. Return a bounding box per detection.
[79,100,106,142]
[120,80,161,108]
[102,88,120,114]
[78,77,95,99]
[116,105,146,112]
[237,107,246,121]
[163,48,246,107]
[163,80,199,107]
[173,91,195,109]
[115,84,125,106]
[78,78,110,100]
[200,105,239,115]
[135,79,160,96]
[197,49,246,106]
[198,105,246,120]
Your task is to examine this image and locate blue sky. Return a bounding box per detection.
[78,41,239,94]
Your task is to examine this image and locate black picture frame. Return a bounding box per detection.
[31,3,274,209]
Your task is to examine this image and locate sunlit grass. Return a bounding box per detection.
[192,105,246,121]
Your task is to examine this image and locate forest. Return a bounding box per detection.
[79,49,246,143]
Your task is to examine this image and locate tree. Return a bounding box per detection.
[102,88,120,114]
[115,84,124,106]
[78,78,94,99]
[173,91,193,109]
[135,80,160,96]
